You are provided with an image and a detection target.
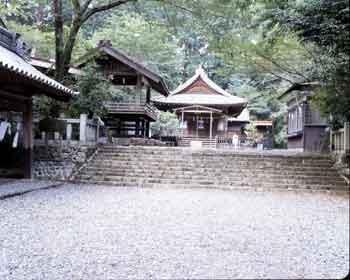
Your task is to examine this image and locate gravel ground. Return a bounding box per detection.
[0,184,349,279]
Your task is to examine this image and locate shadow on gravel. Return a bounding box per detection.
[0,182,65,200]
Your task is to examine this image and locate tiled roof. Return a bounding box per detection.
[153,66,247,108]
[0,44,76,98]
[171,65,234,98]
[75,41,169,96]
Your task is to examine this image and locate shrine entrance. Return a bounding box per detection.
[174,105,225,139]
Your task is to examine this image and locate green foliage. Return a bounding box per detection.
[91,12,184,89]
[272,113,287,148]
[68,65,112,118]
[7,21,55,58]
[262,0,350,125]
[151,111,181,136]
[0,1,27,20]
[4,0,349,130]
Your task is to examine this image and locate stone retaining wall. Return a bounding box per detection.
[33,144,96,180]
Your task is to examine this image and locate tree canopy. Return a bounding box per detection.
[1,0,349,128]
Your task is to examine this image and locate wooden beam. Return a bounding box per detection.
[23,98,33,178]
[0,89,32,102]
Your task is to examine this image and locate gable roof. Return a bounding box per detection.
[153,66,247,116]
[75,41,169,96]
[171,65,233,98]
[278,82,320,100]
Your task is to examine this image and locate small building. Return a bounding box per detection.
[153,66,247,140]
[227,108,250,138]
[75,40,169,138]
[279,82,328,152]
[252,120,274,148]
[0,25,74,178]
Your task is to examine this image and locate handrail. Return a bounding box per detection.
[104,102,158,119]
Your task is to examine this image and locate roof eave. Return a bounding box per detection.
[0,64,75,101]
[279,82,320,100]
[75,44,170,96]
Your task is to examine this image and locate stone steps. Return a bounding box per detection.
[98,149,331,157]
[85,164,337,174]
[96,154,333,162]
[77,173,346,186]
[76,179,347,191]
[74,145,349,191]
[91,162,334,170]
[96,155,333,164]
[79,168,344,181]
[83,165,340,176]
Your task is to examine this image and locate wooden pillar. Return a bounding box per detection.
[181,111,185,136]
[135,120,140,137]
[96,120,100,143]
[23,98,33,178]
[142,119,146,138]
[146,86,151,104]
[137,74,142,103]
[146,120,150,138]
[345,122,350,151]
[209,111,213,140]
[118,120,122,137]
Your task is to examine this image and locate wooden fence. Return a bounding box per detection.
[330,122,350,153]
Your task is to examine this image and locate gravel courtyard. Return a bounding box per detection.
[0,184,349,279]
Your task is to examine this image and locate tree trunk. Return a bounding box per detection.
[53,0,136,81]
[61,18,82,78]
[53,0,65,81]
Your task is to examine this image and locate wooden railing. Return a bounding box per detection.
[104,102,158,120]
[330,122,350,152]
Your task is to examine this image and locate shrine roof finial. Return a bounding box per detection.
[195,64,206,75]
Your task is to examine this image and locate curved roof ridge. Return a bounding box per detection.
[171,65,233,98]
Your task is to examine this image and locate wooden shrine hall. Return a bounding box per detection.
[0,25,74,178]
[75,40,169,138]
[153,66,248,139]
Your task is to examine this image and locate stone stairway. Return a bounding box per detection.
[74,145,349,192]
